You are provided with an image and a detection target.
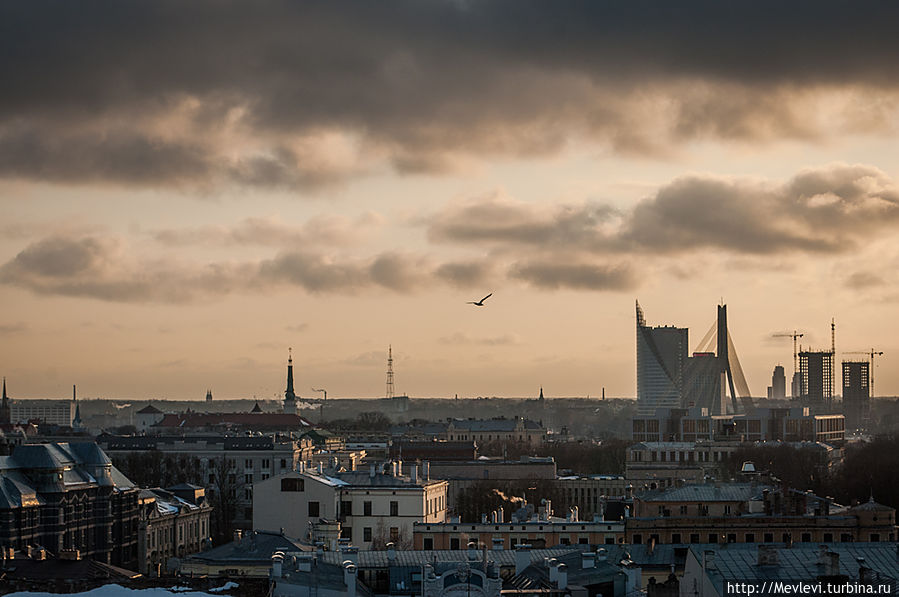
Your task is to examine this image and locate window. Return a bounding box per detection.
[679,505,688,515]
[671,533,681,544]
[245,474,253,484]
[450,537,460,550]
[723,505,732,515]
[364,501,372,516]
[560,537,570,545]
[801,532,811,543]
[281,478,304,492]
[390,527,399,542]
[280,459,287,470]
[244,507,252,520]
[245,488,252,500]
[390,501,399,516]
[341,526,352,539]
[341,500,353,516]
[727,534,737,543]
[261,473,269,481]
[245,459,253,469]
[690,534,700,544]
[745,533,755,543]
[708,533,718,543]
[840,533,853,542]
[423,537,433,550]
[823,533,833,542]
[764,533,774,543]
[308,501,320,517]
[364,527,372,542]
[578,537,589,545]
[870,533,880,542]
[632,534,642,544]
[782,533,791,543]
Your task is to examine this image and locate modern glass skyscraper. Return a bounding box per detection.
[636,301,688,416]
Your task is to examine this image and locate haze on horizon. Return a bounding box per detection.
[2,1,899,401]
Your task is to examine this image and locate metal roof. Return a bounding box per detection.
[318,547,582,568]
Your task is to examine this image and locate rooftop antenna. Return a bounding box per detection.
[386,345,395,399]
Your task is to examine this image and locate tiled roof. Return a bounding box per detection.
[137,404,163,414]
[318,547,582,568]
[637,483,772,503]
[693,542,899,585]
[155,412,313,429]
[186,531,303,564]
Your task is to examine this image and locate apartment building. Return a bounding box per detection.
[253,461,448,549]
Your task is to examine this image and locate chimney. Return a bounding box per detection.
[369,463,376,479]
[857,557,871,582]
[571,506,578,522]
[548,559,559,584]
[704,550,716,570]
[397,460,403,476]
[343,562,357,597]
[422,461,430,480]
[514,545,531,575]
[318,462,323,474]
[825,551,840,576]
[410,464,418,484]
[271,553,284,578]
[757,545,779,567]
[233,529,243,543]
[497,507,503,523]
[596,548,608,562]
[557,563,568,590]
[481,513,488,524]
[468,541,478,561]
[387,543,396,564]
[582,552,596,569]
[391,461,398,477]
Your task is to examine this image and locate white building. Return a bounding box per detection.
[254,461,448,549]
[10,399,76,426]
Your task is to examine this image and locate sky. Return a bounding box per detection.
[2,1,899,400]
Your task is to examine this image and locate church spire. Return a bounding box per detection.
[284,348,297,414]
[285,348,296,400]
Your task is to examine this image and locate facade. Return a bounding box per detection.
[413,516,625,550]
[556,475,628,519]
[625,484,896,546]
[0,442,140,569]
[137,483,212,575]
[632,406,845,444]
[253,462,449,549]
[427,456,557,511]
[842,360,871,431]
[636,301,688,416]
[799,350,834,407]
[135,404,164,432]
[98,433,311,529]
[10,399,76,427]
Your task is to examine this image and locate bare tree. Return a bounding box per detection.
[209,455,245,543]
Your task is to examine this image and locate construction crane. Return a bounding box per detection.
[843,350,884,397]
[772,331,804,376]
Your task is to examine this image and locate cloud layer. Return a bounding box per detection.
[3,2,899,188]
[2,164,897,301]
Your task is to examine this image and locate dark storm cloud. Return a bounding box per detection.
[3,1,899,187]
[509,261,637,291]
[429,164,899,256]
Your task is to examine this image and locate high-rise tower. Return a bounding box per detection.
[636,301,688,416]
[842,360,870,430]
[284,348,297,414]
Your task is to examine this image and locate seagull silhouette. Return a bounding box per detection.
[467,293,493,306]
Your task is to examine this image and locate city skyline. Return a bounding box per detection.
[2,2,899,399]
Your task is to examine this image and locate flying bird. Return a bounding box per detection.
[467,293,493,306]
